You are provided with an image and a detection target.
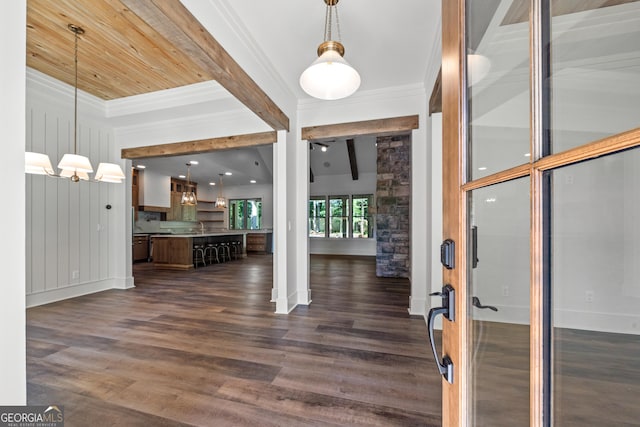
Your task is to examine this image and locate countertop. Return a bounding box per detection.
[150,230,272,238]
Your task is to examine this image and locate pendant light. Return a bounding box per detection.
[25,24,125,183]
[180,163,197,206]
[299,0,361,100]
[215,174,227,208]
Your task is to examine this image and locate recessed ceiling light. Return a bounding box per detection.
[189,160,199,165]
[524,153,531,157]
[486,197,497,203]
[209,182,216,186]
[321,146,328,152]
[136,164,146,169]
[478,166,487,171]
[179,175,186,179]
[250,180,257,184]
[225,172,232,176]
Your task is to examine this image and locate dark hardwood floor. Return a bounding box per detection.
[27,255,441,426]
[25,254,640,426]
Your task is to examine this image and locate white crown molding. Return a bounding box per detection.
[115,108,269,146]
[26,67,106,119]
[105,80,231,118]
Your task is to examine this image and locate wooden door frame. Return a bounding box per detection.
[442,0,640,425]
[441,0,467,424]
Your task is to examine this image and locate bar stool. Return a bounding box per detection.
[231,240,242,260]
[204,242,220,265]
[219,242,232,262]
[193,244,206,268]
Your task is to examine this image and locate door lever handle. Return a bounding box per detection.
[472,296,498,311]
[427,285,455,384]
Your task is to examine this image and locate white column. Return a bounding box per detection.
[409,115,430,315]
[0,0,27,404]
[273,130,289,312]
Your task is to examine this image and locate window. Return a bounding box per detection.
[352,195,373,238]
[229,198,262,230]
[329,195,349,238]
[308,194,374,238]
[308,197,326,238]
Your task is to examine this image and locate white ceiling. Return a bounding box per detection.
[220,0,440,99]
[127,0,441,187]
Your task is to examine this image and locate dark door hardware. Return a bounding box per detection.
[427,284,455,384]
[440,239,455,269]
[472,296,498,311]
[471,226,479,268]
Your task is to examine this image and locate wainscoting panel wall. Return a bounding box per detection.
[25,70,121,306]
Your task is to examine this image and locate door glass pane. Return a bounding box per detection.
[551,2,640,152]
[551,150,640,426]
[469,178,530,426]
[467,0,531,180]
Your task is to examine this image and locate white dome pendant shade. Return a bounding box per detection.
[300,0,360,100]
[300,41,361,100]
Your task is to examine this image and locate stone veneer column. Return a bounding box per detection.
[376,135,411,278]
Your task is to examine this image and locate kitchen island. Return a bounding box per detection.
[150,230,271,270]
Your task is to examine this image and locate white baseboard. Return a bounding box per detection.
[26,279,116,308]
[112,276,135,290]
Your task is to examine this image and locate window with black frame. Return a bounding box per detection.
[229,198,262,230]
[308,194,374,238]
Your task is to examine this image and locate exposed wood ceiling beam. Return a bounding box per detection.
[121,131,277,159]
[121,0,290,131]
[346,139,359,181]
[301,115,419,141]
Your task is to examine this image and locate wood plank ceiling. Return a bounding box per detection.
[26,0,210,100]
[26,0,289,131]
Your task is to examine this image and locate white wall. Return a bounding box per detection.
[1,0,26,404]
[25,71,130,308]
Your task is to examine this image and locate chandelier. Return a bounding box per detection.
[25,24,125,183]
[216,174,227,208]
[180,163,197,206]
[299,0,361,100]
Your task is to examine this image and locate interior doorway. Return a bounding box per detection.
[302,115,419,306]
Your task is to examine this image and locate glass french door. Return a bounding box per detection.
[440,0,640,425]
